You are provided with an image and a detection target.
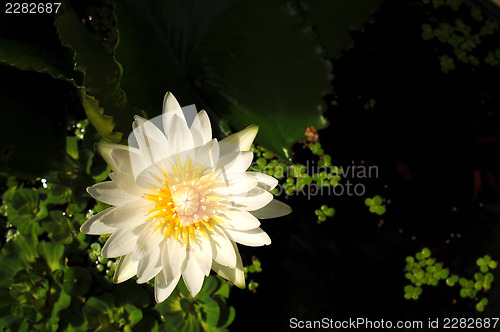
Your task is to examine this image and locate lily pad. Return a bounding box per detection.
[54,0,143,142]
[299,0,383,59]
[63,266,92,297]
[38,241,65,272]
[114,0,331,157]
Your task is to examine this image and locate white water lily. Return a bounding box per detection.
[81,92,291,302]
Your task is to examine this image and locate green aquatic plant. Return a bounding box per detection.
[244,257,263,293]
[404,248,497,312]
[251,130,343,224]
[363,98,376,110]
[364,195,386,215]
[0,120,236,331]
[421,0,500,73]
[315,205,336,224]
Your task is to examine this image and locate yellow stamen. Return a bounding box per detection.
[145,159,225,244]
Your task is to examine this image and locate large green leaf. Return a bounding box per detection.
[114,0,331,156]
[0,242,30,288]
[0,0,79,81]
[62,266,92,297]
[0,3,80,177]
[54,0,143,142]
[48,290,71,330]
[300,0,384,59]
[76,87,122,143]
[122,304,142,326]
[0,38,79,81]
[82,293,114,329]
[0,0,138,150]
[37,241,65,272]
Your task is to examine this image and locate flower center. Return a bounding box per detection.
[145,160,226,244]
[172,185,201,218]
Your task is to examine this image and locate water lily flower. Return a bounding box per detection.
[81,92,291,302]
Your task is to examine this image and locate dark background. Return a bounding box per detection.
[230,0,500,330]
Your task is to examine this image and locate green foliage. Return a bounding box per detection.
[0,121,111,331]
[0,119,234,331]
[0,5,79,82]
[404,248,497,312]
[88,242,117,276]
[364,195,386,215]
[420,0,500,73]
[54,0,143,142]
[301,0,384,59]
[111,0,382,156]
[288,143,340,193]
[424,0,463,11]
[0,0,385,160]
[81,293,144,331]
[363,98,376,110]
[251,131,342,225]
[440,54,456,74]
[243,257,262,293]
[0,0,136,145]
[315,205,336,224]
[0,1,389,328]
[113,0,334,157]
[156,276,235,331]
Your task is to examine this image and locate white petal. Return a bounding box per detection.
[162,239,187,282]
[109,172,150,197]
[219,124,258,155]
[224,227,271,247]
[194,139,220,172]
[136,240,163,283]
[101,224,146,258]
[213,173,258,196]
[80,208,117,235]
[227,187,273,211]
[134,160,167,190]
[216,210,261,231]
[190,234,212,276]
[110,147,146,175]
[100,200,151,228]
[217,151,253,174]
[250,199,292,219]
[132,115,169,164]
[162,92,185,125]
[208,226,236,268]
[155,270,181,303]
[133,220,165,262]
[167,115,195,157]
[246,172,279,191]
[211,241,245,288]
[182,251,205,297]
[96,143,132,172]
[132,115,168,147]
[190,110,212,146]
[113,253,139,283]
[87,182,138,206]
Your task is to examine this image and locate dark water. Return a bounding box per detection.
[230,0,500,330]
